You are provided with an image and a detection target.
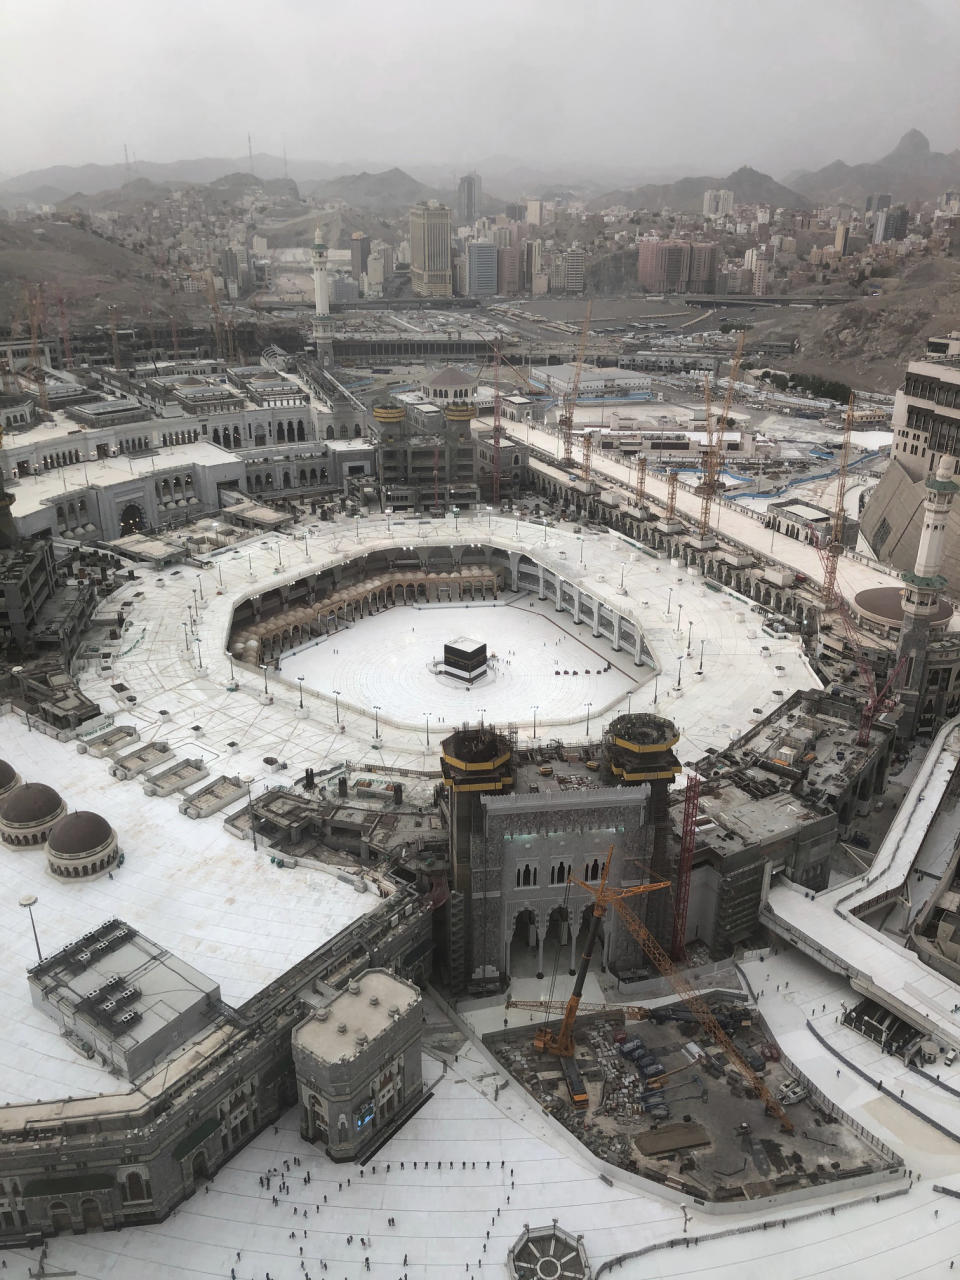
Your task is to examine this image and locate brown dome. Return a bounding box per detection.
[0,782,64,826]
[0,760,16,791]
[48,810,113,857]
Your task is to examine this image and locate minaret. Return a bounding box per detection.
[311,225,334,364]
[896,452,958,734]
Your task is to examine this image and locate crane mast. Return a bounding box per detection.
[698,331,745,539]
[492,336,502,506]
[560,302,592,465]
[819,393,855,608]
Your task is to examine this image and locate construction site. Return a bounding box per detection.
[482,845,898,1201]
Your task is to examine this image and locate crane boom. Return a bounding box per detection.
[698,331,745,538]
[533,845,668,1060]
[508,999,651,1020]
[613,897,794,1131]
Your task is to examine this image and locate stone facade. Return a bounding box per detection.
[470,788,655,984]
[292,970,423,1162]
[0,887,432,1248]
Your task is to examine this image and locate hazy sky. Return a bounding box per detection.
[5,0,960,180]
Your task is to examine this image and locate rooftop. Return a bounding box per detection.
[296,969,419,1062]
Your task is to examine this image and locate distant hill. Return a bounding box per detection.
[55,172,302,217]
[300,167,436,212]
[788,130,960,206]
[588,165,810,214]
[0,154,336,208]
[0,219,208,326]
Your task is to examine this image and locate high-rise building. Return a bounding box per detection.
[834,222,850,256]
[702,188,734,219]
[409,203,453,298]
[865,193,892,214]
[688,243,718,292]
[497,245,519,296]
[525,198,544,227]
[874,205,909,244]
[350,232,370,281]
[752,251,771,296]
[504,201,525,223]
[457,172,482,224]
[636,239,695,293]
[466,239,498,297]
[562,248,586,293]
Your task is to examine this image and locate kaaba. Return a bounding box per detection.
[440,636,488,684]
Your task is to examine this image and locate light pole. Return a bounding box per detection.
[453,506,461,534]
[676,603,683,634]
[373,704,381,738]
[243,778,258,852]
[578,537,584,565]
[424,713,430,748]
[19,894,42,965]
[687,620,693,654]
[675,656,683,690]
[619,562,626,591]
[666,587,673,614]
[297,675,304,709]
[333,688,341,724]
[532,705,539,739]
[194,637,203,670]
[228,654,236,683]
[627,692,633,714]
[480,706,487,732]
[217,561,223,587]
[698,638,705,674]
[653,675,659,705]
[355,516,361,542]
[486,505,493,530]
[196,574,204,602]
[585,701,593,736]
[192,587,198,614]
[260,663,269,696]
[182,621,189,651]
[386,507,393,534]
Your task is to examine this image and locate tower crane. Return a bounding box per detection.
[560,302,593,466]
[582,430,594,489]
[508,998,652,1020]
[26,288,48,412]
[634,455,647,507]
[698,331,745,539]
[817,393,855,608]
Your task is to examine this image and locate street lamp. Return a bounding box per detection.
[196,573,204,602]
[182,621,190,652]
[532,705,539,740]
[485,505,493,530]
[578,537,584,565]
[355,516,361,542]
[619,562,626,591]
[333,688,341,724]
[585,701,593,736]
[687,619,693,654]
[676,603,683,634]
[192,587,198,614]
[297,675,305,709]
[453,506,461,533]
[373,704,381,738]
[194,637,203,670]
[480,707,487,731]
[260,663,269,696]
[675,656,683,690]
[217,561,223,588]
[243,778,258,852]
[653,675,659,705]
[19,894,42,965]
[666,587,673,614]
[425,713,430,748]
[698,638,705,674]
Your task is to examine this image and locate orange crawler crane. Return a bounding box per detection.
[533,847,669,1107]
